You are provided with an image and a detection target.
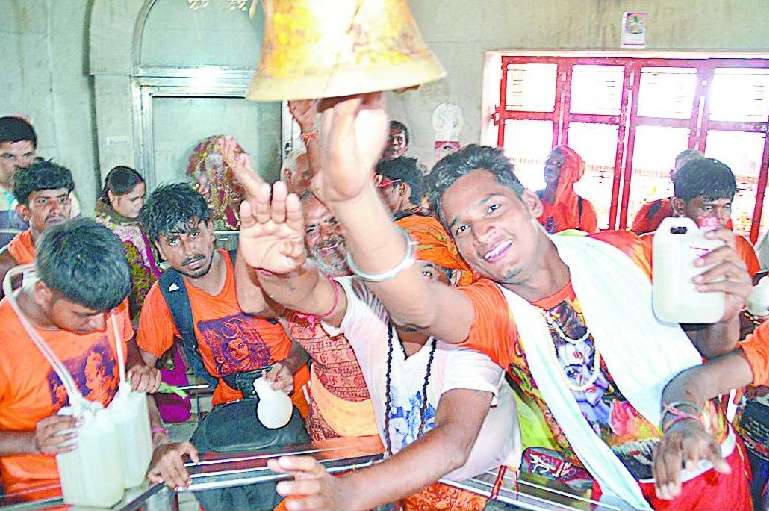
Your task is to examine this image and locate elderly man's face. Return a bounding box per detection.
[303,196,349,277]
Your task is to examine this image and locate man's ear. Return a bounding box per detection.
[671,197,686,216]
[521,188,544,218]
[16,204,30,223]
[32,280,54,311]
[154,240,167,262]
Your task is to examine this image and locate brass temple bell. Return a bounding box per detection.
[247,0,446,101]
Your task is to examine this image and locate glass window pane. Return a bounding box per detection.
[637,67,697,119]
[502,120,554,190]
[709,68,769,122]
[567,123,619,229]
[626,126,691,228]
[152,96,282,184]
[570,65,625,115]
[505,64,557,112]
[705,130,766,238]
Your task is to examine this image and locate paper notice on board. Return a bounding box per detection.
[622,12,647,48]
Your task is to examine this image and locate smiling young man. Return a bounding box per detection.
[260,94,753,511]
[0,161,75,296]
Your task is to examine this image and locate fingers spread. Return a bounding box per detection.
[255,182,274,224]
[271,181,288,225]
[286,193,304,232]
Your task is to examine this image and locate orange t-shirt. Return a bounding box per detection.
[631,198,673,235]
[7,230,35,265]
[538,197,598,234]
[740,323,769,386]
[0,300,132,496]
[137,250,293,406]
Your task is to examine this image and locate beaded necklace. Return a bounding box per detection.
[542,308,602,392]
[382,322,437,456]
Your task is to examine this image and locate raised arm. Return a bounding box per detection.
[289,99,322,187]
[233,162,345,327]
[314,94,474,343]
[268,387,493,511]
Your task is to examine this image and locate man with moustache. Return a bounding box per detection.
[0,161,75,295]
[135,183,308,511]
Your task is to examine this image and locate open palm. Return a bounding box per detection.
[232,153,306,274]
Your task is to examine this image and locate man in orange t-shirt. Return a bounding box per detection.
[0,219,159,500]
[0,161,75,297]
[136,184,308,509]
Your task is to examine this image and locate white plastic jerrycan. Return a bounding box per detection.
[253,377,293,429]
[653,216,725,324]
[111,383,152,487]
[109,315,153,488]
[748,276,769,317]
[56,403,125,508]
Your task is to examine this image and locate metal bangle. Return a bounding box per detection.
[345,227,416,282]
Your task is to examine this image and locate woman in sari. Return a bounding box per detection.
[96,166,190,423]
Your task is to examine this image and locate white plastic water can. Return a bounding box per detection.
[111,383,153,488]
[253,377,293,429]
[56,405,124,508]
[653,216,725,324]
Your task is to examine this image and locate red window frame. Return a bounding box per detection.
[494,55,769,242]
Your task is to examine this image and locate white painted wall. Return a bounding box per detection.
[3,0,769,211]
[1,0,98,212]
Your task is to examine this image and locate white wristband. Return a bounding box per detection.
[346,227,416,282]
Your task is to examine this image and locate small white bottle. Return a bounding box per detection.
[253,377,293,429]
[653,216,725,324]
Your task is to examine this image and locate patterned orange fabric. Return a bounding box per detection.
[7,230,35,264]
[400,482,487,510]
[396,214,473,286]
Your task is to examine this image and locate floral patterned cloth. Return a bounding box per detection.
[95,200,161,322]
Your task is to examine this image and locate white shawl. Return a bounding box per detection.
[501,234,703,510]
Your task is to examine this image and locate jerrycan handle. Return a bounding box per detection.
[110,314,127,388]
[3,265,86,410]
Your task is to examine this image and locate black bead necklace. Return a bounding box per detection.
[382,322,438,456]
